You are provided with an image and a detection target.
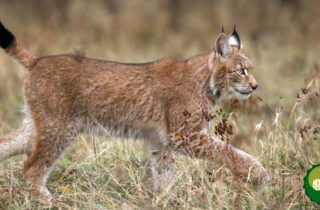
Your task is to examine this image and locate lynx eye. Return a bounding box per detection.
[238,68,247,76]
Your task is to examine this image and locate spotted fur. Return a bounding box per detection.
[0,22,267,200]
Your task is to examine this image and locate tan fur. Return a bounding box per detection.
[6,40,38,69]
[0,29,267,199]
[0,117,34,161]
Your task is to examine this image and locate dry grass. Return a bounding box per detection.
[0,0,320,209]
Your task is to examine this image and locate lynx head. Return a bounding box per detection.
[208,26,258,100]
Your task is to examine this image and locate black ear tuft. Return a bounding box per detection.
[222,26,224,33]
[227,25,241,49]
[0,21,15,49]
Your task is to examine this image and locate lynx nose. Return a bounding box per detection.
[252,84,259,90]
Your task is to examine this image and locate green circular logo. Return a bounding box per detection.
[304,164,320,204]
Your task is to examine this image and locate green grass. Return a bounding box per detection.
[0,95,319,209]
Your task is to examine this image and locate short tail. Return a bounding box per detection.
[0,21,38,70]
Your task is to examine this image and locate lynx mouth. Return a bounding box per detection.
[237,90,252,95]
[231,87,253,99]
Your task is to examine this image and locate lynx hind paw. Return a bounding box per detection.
[29,186,53,202]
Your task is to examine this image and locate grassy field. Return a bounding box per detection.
[0,0,320,209]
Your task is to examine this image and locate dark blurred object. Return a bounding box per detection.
[220,94,263,115]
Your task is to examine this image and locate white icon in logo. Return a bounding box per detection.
[312,179,320,191]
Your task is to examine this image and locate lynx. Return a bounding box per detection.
[0,21,267,200]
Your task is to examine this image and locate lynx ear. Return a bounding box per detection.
[228,25,242,50]
[215,33,232,57]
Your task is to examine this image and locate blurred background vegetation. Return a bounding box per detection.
[0,0,319,128]
[0,0,319,208]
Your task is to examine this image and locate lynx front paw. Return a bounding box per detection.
[226,147,268,185]
[247,161,269,185]
[231,159,269,186]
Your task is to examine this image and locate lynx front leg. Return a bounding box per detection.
[149,144,176,192]
[170,132,268,185]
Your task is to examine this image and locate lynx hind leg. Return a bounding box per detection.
[23,121,76,200]
[149,143,176,192]
[0,118,34,162]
